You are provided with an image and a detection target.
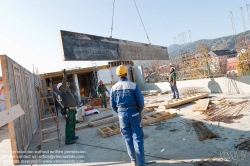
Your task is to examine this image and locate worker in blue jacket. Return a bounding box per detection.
[110,65,145,166]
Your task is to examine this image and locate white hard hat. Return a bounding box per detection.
[57,83,62,90]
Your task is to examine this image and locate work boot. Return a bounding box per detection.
[131,161,136,166]
[73,136,79,140]
[65,140,76,145]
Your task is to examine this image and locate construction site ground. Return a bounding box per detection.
[1,93,250,166]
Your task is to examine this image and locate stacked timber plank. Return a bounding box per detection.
[98,111,177,138]
[145,93,209,109]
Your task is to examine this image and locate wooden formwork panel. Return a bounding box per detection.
[0,55,42,164]
[98,112,177,138]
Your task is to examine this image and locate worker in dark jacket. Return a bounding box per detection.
[57,69,78,145]
[110,65,145,166]
[169,67,179,99]
[97,80,109,108]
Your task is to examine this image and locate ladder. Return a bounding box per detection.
[36,83,61,150]
[228,75,240,94]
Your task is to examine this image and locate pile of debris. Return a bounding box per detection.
[203,99,249,122]
[235,138,250,151]
[192,121,218,141]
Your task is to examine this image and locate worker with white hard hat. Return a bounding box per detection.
[57,69,79,145]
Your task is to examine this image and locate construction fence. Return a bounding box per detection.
[0,55,42,164]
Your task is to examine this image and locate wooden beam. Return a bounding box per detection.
[88,116,119,127]
[75,124,89,131]
[40,65,109,78]
[91,114,113,122]
[0,104,25,127]
[1,55,19,165]
[145,93,209,109]
[192,99,210,112]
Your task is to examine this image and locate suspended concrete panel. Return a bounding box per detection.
[59,30,169,61]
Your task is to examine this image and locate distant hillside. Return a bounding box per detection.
[168,30,250,57]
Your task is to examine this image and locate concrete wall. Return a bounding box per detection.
[98,65,133,84]
[60,30,169,60]
[134,66,250,95]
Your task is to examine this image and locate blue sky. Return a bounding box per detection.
[0,0,250,73]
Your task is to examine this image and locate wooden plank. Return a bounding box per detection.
[88,116,119,127]
[91,114,113,122]
[0,104,25,127]
[192,99,210,112]
[141,90,160,95]
[145,93,209,109]
[141,108,154,113]
[163,93,209,109]
[75,124,89,131]
[210,97,224,101]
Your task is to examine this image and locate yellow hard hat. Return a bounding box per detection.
[47,87,51,90]
[116,65,127,76]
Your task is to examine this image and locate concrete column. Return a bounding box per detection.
[73,74,81,102]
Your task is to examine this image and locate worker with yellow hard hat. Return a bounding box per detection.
[110,65,145,166]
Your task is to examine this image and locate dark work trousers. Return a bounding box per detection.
[65,109,76,144]
[118,107,145,166]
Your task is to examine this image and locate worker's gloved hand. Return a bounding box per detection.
[63,69,67,76]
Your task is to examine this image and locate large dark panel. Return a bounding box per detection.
[59,30,169,60]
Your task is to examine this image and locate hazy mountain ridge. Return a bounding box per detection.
[168,30,250,57]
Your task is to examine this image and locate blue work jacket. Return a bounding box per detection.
[110,77,144,113]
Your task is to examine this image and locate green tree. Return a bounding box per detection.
[237,50,250,76]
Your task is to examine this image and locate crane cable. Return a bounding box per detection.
[110,0,116,38]
[110,0,151,44]
[133,0,151,44]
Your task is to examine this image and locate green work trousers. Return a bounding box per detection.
[65,109,76,144]
[100,93,107,108]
